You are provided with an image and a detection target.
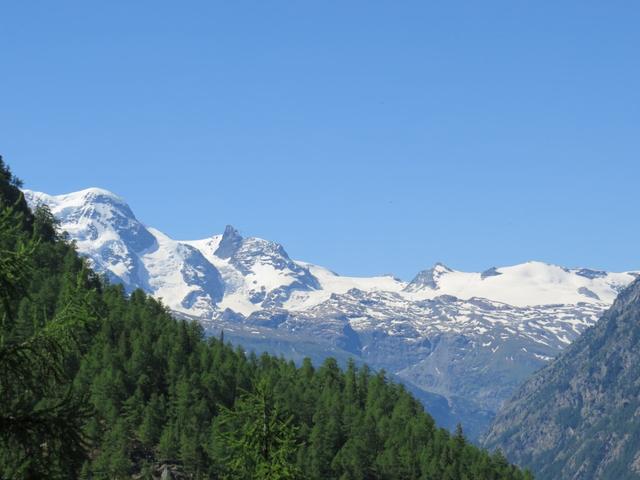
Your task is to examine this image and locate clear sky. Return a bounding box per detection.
[2,1,639,279]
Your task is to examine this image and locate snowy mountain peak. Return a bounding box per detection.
[24,187,156,284]
[404,262,453,292]
[214,225,243,259]
[25,187,129,214]
[23,187,138,235]
[74,187,126,203]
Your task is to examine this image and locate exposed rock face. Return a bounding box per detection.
[404,262,452,291]
[577,286,600,300]
[484,279,640,479]
[481,267,502,279]
[214,225,243,259]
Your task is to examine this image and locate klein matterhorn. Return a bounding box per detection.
[24,187,639,438]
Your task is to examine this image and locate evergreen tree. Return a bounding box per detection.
[214,380,302,479]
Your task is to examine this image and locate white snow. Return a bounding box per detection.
[22,187,639,324]
[282,262,406,311]
[402,261,636,308]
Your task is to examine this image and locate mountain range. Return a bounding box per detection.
[24,187,639,439]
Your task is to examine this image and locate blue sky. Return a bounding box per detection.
[2,1,639,278]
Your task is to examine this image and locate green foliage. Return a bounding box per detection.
[0,157,531,479]
[214,380,302,479]
[0,167,98,478]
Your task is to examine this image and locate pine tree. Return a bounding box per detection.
[138,392,165,448]
[215,380,302,479]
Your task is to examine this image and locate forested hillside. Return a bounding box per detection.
[0,158,531,479]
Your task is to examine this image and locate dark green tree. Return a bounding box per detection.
[214,380,302,479]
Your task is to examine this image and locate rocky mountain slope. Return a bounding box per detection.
[484,277,640,479]
[24,187,638,439]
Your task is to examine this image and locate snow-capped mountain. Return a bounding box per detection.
[23,187,639,439]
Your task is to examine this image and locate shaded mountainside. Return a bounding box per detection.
[484,278,640,479]
[23,187,639,439]
[1,157,532,479]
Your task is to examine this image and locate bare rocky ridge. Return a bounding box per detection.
[484,278,640,479]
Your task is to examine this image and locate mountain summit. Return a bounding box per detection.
[404,262,452,291]
[214,225,243,259]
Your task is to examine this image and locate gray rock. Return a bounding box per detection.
[577,286,600,300]
[214,225,243,259]
[405,262,452,291]
[481,267,502,279]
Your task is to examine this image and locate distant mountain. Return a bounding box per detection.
[24,187,639,439]
[484,277,640,479]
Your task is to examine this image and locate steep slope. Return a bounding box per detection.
[24,187,639,438]
[484,278,640,479]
